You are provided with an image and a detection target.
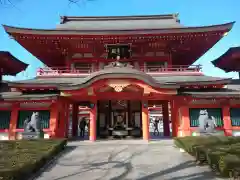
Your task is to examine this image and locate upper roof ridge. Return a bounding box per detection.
[60,14,180,24]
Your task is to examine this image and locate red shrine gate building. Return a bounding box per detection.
[1,14,240,141]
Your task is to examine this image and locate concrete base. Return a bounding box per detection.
[179,148,186,152]
[199,132,223,136]
[22,131,44,140]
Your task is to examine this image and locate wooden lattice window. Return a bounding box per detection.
[230,108,240,126]
[0,110,11,129]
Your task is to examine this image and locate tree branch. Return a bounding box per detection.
[0,0,94,4]
[0,0,96,10]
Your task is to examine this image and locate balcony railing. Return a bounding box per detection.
[36,65,202,77]
[139,65,201,73]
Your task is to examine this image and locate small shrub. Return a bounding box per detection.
[206,150,228,173]
[193,145,210,164]
[218,154,240,177]
[0,139,67,180]
[174,136,240,178]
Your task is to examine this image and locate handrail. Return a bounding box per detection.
[139,65,201,72]
[37,65,202,77]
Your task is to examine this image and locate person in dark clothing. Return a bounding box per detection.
[153,117,160,136]
[79,117,86,138]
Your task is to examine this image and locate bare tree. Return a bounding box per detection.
[0,0,95,10]
[0,0,16,5]
[0,0,22,9]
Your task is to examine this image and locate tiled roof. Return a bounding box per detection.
[212,47,240,72]
[3,22,234,35]
[0,93,59,100]
[180,89,240,97]
[7,74,230,89]
[0,51,28,75]
[57,14,182,30]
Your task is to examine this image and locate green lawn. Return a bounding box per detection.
[0,139,67,180]
[174,136,240,178]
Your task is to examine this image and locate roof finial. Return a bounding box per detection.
[174,13,180,23]
[60,16,67,24]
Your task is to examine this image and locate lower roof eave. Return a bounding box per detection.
[174,79,232,86]
[58,83,179,91]
[210,64,231,73]
[3,22,235,35]
[1,94,59,101]
[190,95,240,98]
[183,94,240,98]
[6,83,59,88]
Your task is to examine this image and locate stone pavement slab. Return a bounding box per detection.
[35,140,221,180]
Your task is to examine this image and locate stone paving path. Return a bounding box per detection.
[35,140,221,180]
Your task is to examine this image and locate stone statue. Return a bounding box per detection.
[23,112,41,132]
[23,117,30,132]
[198,110,208,132]
[198,109,217,133]
[205,115,217,133]
[22,112,44,139]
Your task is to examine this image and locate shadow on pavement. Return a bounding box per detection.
[32,145,77,179]
[136,161,217,180]
[36,146,217,180]
[33,140,218,180]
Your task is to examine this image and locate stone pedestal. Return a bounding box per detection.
[22,131,44,140]
[112,130,128,136]
[199,131,223,136]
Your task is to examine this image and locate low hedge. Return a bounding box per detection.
[174,136,240,178]
[0,139,67,180]
[206,150,228,173]
[218,154,240,177]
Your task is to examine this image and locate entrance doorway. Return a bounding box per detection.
[68,100,171,140]
[97,100,142,139]
[148,101,172,139]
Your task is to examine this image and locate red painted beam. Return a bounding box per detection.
[0,129,9,133]
[1,99,56,103]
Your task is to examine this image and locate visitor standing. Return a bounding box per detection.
[153,117,160,136]
[79,117,86,138]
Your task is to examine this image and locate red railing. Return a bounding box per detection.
[36,65,202,77]
[139,65,201,73]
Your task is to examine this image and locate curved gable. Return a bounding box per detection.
[58,63,161,90]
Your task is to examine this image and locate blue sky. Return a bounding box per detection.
[0,0,240,81]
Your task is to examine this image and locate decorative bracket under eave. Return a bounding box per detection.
[60,92,72,97]
[136,83,177,95]
[107,80,130,92]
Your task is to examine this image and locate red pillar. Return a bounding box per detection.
[142,102,150,141]
[65,103,70,138]
[162,101,170,137]
[223,106,232,136]
[72,104,78,137]
[170,100,179,137]
[9,103,19,140]
[180,106,191,136]
[49,102,59,138]
[89,101,97,141]
[58,101,69,138]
